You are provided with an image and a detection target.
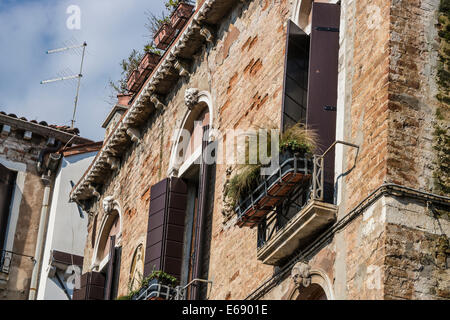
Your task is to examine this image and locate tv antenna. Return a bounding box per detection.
[41,41,87,128]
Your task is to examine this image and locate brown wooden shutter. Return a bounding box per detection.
[0,164,15,251]
[306,2,340,203]
[281,20,310,132]
[104,235,116,300]
[144,177,187,280]
[73,272,105,300]
[191,125,211,300]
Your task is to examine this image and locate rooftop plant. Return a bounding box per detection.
[109,49,144,96]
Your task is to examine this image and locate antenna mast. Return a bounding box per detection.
[41,41,87,128]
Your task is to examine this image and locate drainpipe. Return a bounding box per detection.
[28,179,51,300]
[29,143,62,300]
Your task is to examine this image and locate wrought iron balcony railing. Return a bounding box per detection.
[0,250,13,274]
[254,154,338,265]
[133,282,176,300]
[256,154,325,249]
[235,154,315,228]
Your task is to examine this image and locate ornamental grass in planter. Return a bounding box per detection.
[224,123,318,210]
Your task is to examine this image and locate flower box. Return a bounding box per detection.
[127,70,141,93]
[170,2,194,31]
[236,152,313,228]
[137,52,161,84]
[139,52,160,76]
[154,23,175,50]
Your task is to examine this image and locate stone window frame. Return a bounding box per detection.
[287,267,335,300]
[167,89,215,178]
[0,158,26,258]
[90,197,123,271]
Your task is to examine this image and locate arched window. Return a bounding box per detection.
[168,88,214,178]
[296,283,327,300]
[288,263,335,300]
[91,197,123,269]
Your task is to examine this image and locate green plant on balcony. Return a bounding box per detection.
[279,123,318,155]
[144,43,162,56]
[224,123,317,208]
[115,270,178,300]
[165,0,194,11]
[141,270,178,288]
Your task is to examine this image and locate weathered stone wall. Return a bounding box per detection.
[0,129,49,300]
[387,0,443,192]
[83,0,288,298]
[384,196,450,300]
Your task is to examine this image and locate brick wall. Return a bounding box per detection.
[81,0,449,300]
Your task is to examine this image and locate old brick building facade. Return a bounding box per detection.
[0,112,93,299]
[71,0,449,300]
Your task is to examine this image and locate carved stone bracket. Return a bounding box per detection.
[126,127,141,143]
[200,26,214,43]
[185,88,200,110]
[87,184,100,199]
[291,262,311,288]
[174,60,190,77]
[107,156,120,171]
[150,94,165,110]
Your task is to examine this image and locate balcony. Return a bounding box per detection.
[133,281,176,300]
[0,250,12,274]
[257,200,337,265]
[235,154,314,228]
[234,154,337,266]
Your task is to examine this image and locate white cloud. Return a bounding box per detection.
[0,0,166,141]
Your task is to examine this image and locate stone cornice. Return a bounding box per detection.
[70,0,242,202]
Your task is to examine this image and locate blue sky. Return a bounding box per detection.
[0,0,166,141]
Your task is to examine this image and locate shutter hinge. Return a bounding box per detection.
[315,27,339,32]
[324,106,337,111]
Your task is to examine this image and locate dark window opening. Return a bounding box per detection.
[281,21,310,132]
[0,163,16,257]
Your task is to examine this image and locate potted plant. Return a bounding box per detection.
[169,1,195,30]
[153,18,174,50]
[279,123,317,162]
[127,69,140,93]
[137,45,161,78]
[109,49,143,97]
[224,123,317,216]
[137,270,178,300]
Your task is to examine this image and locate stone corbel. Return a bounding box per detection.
[87,184,100,199]
[174,60,190,77]
[107,156,120,170]
[126,127,141,143]
[291,262,311,288]
[150,94,165,110]
[185,88,200,110]
[200,26,214,43]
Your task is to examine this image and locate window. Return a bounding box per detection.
[0,163,16,273]
[281,2,340,202]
